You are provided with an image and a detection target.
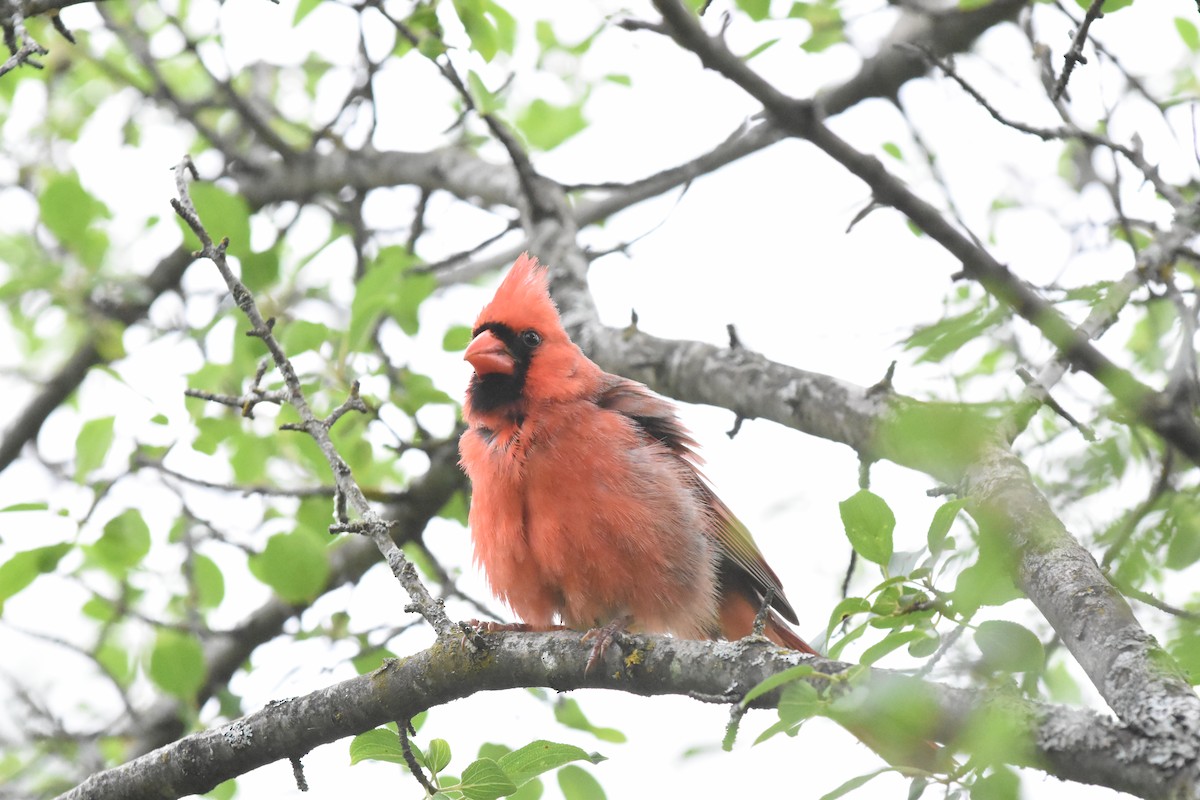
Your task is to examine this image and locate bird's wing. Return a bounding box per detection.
[596,376,799,624]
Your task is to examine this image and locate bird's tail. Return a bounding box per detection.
[717,590,819,655]
[718,590,949,770]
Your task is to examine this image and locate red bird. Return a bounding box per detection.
[459,254,817,666]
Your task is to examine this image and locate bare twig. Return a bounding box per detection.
[1053,0,1105,101]
[916,44,1184,208]
[171,156,455,639]
[398,719,437,796]
[0,13,47,77]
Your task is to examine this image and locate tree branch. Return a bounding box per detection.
[57,633,1196,800]
[171,156,454,633]
[649,0,1200,465]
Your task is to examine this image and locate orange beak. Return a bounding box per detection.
[464,329,515,376]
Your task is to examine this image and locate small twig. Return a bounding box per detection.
[289,756,308,792]
[866,362,896,397]
[1053,0,1105,101]
[171,157,455,638]
[184,387,290,418]
[398,719,437,796]
[0,13,48,77]
[50,13,76,44]
[841,551,858,599]
[1100,453,1173,569]
[726,323,742,350]
[1112,578,1200,623]
[1015,367,1096,441]
[407,188,432,254]
[752,588,776,637]
[1164,284,1200,410]
[915,43,1183,209]
[913,615,971,679]
[136,453,352,499]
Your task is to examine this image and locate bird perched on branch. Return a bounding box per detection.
[458,253,816,670]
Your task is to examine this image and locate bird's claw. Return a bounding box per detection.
[581,616,632,674]
[458,619,528,652]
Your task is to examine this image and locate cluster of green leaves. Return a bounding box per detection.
[349,723,607,800]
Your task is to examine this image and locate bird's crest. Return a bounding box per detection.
[474,253,563,337]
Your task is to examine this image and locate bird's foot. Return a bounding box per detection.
[581,615,632,674]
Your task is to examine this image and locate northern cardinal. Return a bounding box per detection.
[459,253,817,667]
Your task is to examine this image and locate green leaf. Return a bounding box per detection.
[553,699,626,743]
[39,172,111,269]
[351,645,396,674]
[818,768,893,800]
[458,758,518,800]
[882,142,903,161]
[231,433,273,484]
[485,1,517,54]
[293,0,322,25]
[736,0,770,20]
[349,246,433,349]
[96,639,133,685]
[148,629,206,699]
[975,620,1044,673]
[467,70,501,115]
[1072,0,1131,11]
[240,247,281,292]
[1176,17,1200,53]
[951,540,1020,616]
[349,728,406,765]
[280,320,333,357]
[838,490,895,566]
[453,0,499,61]
[908,629,940,658]
[395,370,455,415]
[556,765,605,800]
[971,767,1019,800]
[0,502,49,512]
[927,500,965,554]
[425,738,452,773]
[178,183,253,259]
[90,510,151,574]
[790,1,846,53]
[443,324,474,352]
[515,99,587,151]
[192,553,225,608]
[498,740,606,787]
[742,37,779,61]
[205,779,238,800]
[75,416,115,481]
[740,663,816,707]
[860,630,932,666]
[907,304,1007,364]
[777,680,822,725]
[248,531,330,603]
[0,543,72,614]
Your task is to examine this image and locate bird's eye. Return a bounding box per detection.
[521,329,542,348]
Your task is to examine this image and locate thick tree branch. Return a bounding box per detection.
[57,633,1196,800]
